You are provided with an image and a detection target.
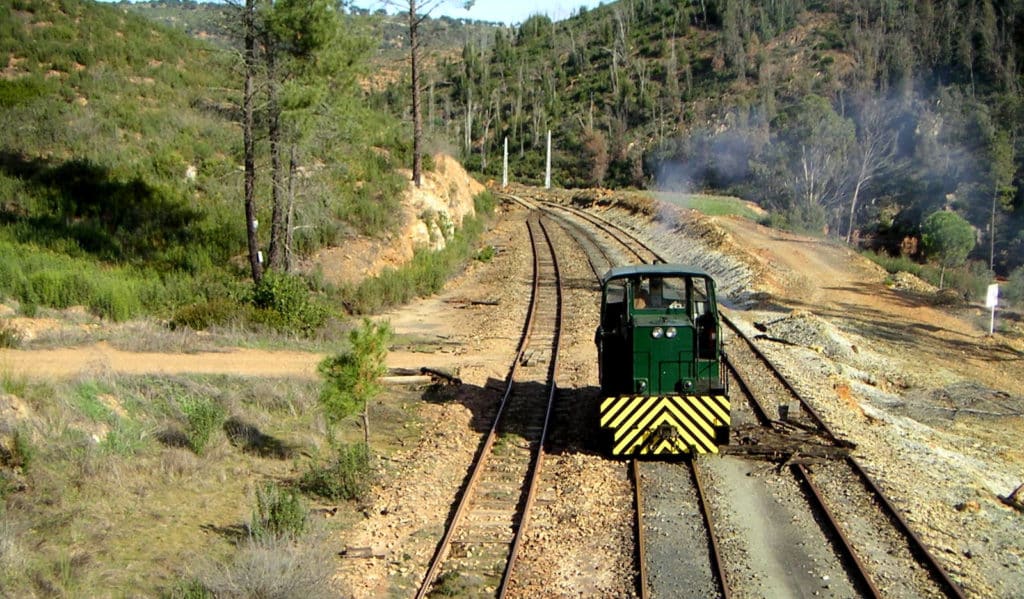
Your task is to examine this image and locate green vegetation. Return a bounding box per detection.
[653,192,763,220]
[387,0,1023,277]
[339,209,490,315]
[0,0,417,329]
[318,318,392,446]
[921,211,977,289]
[250,482,307,541]
[180,396,226,455]
[299,442,372,501]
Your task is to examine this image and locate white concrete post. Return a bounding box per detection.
[545,129,552,189]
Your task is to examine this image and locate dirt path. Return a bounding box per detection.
[716,216,1024,397]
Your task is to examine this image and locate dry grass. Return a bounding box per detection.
[0,368,413,596]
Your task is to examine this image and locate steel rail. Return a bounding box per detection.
[527,193,967,599]
[498,217,564,597]
[847,457,967,599]
[630,460,650,599]
[690,460,730,599]
[415,214,560,598]
[792,463,883,598]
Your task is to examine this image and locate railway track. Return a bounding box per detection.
[416,215,563,598]
[511,192,967,598]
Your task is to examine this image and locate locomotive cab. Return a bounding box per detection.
[595,264,730,457]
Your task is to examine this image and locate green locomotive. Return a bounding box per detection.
[595,264,730,456]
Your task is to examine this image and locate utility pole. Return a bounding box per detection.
[545,129,551,189]
[502,136,508,188]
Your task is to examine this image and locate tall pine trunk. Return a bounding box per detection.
[267,48,285,270]
[410,0,423,187]
[243,0,263,284]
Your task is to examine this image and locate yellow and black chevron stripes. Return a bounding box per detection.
[599,395,730,456]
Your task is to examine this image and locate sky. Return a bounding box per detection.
[351,0,608,26]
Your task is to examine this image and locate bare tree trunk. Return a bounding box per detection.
[846,177,864,244]
[243,0,263,284]
[284,145,296,272]
[267,48,285,270]
[410,0,423,187]
[362,408,370,449]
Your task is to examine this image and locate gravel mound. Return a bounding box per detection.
[890,271,937,294]
[755,310,857,361]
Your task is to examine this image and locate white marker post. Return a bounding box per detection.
[986,283,999,335]
[544,129,552,189]
[502,136,508,189]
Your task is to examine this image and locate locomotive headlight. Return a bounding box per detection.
[665,327,677,338]
[651,327,664,339]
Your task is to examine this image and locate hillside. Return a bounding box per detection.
[398,0,1024,278]
[0,0,421,322]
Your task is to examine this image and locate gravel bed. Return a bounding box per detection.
[640,462,718,599]
[506,216,636,598]
[703,455,859,598]
[592,198,1022,598]
[807,460,945,597]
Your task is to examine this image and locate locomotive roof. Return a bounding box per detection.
[601,263,712,285]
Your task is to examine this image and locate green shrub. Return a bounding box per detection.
[73,381,116,424]
[250,482,307,541]
[473,190,496,216]
[102,419,148,456]
[170,298,245,331]
[299,443,371,501]
[250,272,328,334]
[475,245,496,262]
[2,426,35,472]
[1003,266,1024,307]
[165,578,214,599]
[88,280,141,322]
[180,397,225,455]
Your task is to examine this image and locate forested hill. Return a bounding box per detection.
[0,0,409,320]
[394,0,1023,275]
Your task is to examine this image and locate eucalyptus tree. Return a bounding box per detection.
[777,94,856,232]
[845,95,901,243]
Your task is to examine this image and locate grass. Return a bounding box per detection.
[0,370,417,596]
[651,191,764,220]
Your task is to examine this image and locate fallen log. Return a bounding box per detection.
[380,375,434,385]
[420,367,462,385]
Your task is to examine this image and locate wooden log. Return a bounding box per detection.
[339,546,385,559]
[379,375,434,385]
[420,367,462,385]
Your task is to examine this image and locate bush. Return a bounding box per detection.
[473,190,496,216]
[201,536,333,598]
[1004,266,1024,307]
[170,299,245,331]
[475,245,496,262]
[180,397,225,455]
[250,482,307,541]
[299,443,371,501]
[165,578,213,599]
[1,426,35,472]
[250,272,328,334]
